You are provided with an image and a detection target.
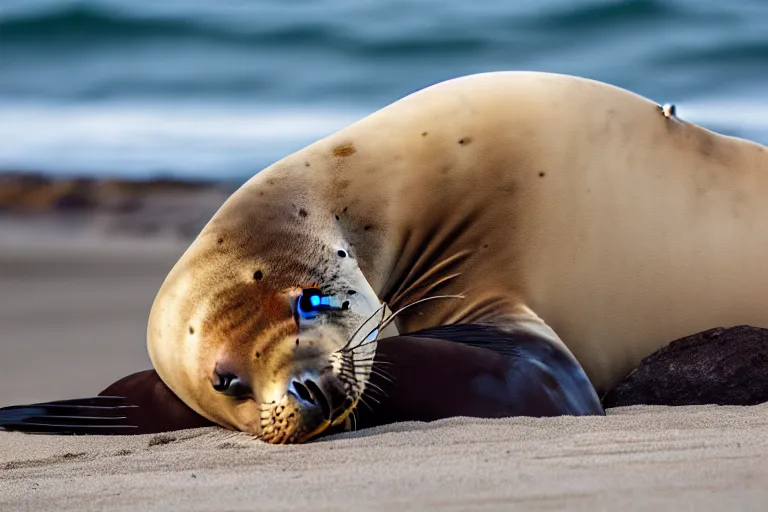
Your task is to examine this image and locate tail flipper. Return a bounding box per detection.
[0,396,138,435]
[0,370,212,435]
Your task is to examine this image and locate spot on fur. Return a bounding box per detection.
[254,270,264,281]
[364,225,372,231]
[458,137,472,145]
[189,326,195,335]
[538,171,546,178]
[299,208,308,218]
[422,131,428,137]
[333,143,356,157]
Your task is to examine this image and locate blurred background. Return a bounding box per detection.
[1,0,767,183]
[0,0,766,406]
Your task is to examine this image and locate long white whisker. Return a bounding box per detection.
[345,303,389,352]
[341,302,388,350]
[361,380,388,397]
[369,368,396,384]
[360,393,381,407]
[351,294,465,352]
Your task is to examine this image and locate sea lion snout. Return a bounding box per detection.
[288,372,348,422]
[257,367,356,443]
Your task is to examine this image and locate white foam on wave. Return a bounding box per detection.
[0,102,365,179]
[1,97,765,181]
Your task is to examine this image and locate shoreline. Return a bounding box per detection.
[0,172,234,241]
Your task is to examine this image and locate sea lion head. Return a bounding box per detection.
[147,170,383,443]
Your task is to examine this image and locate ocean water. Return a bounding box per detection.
[1,0,766,181]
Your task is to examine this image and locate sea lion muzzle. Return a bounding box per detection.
[288,372,348,422]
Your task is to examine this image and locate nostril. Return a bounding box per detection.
[211,370,252,398]
[304,379,331,420]
[290,380,315,404]
[212,372,235,392]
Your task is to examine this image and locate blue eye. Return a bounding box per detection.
[297,289,324,319]
[296,288,348,321]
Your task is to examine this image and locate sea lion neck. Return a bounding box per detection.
[256,126,529,335]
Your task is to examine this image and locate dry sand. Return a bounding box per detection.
[2,233,768,511]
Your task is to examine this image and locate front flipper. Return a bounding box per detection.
[349,323,604,431]
[0,371,212,435]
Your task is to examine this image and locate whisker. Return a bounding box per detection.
[341,362,395,387]
[360,393,381,406]
[347,355,391,365]
[350,361,395,382]
[341,302,388,350]
[350,356,390,364]
[357,396,375,413]
[360,393,381,405]
[384,293,464,327]
[351,362,386,369]
[389,250,470,306]
[344,304,388,353]
[369,369,396,385]
[361,380,388,398]
[349,294,466,353]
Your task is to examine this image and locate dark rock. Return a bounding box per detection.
[603,325,768,407]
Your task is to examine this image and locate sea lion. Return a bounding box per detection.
[0,325,604,436]
[147,71,768,443]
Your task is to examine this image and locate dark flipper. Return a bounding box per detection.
[98,370,213,433]
[352,324,604,429]
[0,371,212,435]
[0,396,138,435]
[603,325,768,407]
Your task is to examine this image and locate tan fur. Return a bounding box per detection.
[149,72,768,436]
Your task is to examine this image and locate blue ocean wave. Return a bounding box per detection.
[1,0,766,179]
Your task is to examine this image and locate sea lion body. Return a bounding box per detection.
[148,72,768,440]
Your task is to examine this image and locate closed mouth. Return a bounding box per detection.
[289,379,330,419]
[288,377,354,425]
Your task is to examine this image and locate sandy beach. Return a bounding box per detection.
[1,185,768,510]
